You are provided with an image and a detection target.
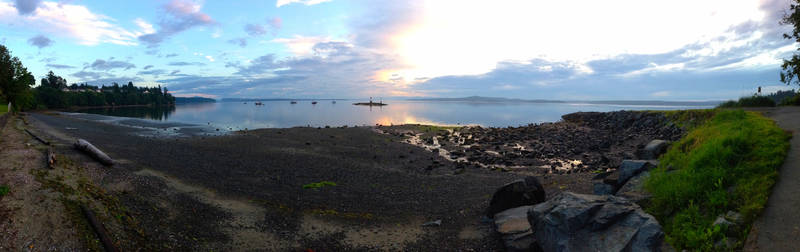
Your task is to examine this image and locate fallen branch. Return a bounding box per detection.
[25,129,50,145]
[80,205,120,252]
[73,139,114,166]
[47,149,56,169]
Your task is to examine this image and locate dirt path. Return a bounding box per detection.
[745,106,800,251]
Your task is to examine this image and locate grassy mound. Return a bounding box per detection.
[645,110,790,250]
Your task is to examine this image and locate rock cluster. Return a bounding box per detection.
[487,177,546,217]
[528,192,664,252]
[489,177,665,252]
[433,111,683,173]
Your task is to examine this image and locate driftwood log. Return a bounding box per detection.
[74,139,114,166]
[80,205,120,252]
[47,149,56,169]
[25,129,49,145]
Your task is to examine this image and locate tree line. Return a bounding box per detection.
[0,44,174,112]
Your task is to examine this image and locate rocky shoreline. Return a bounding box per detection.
[381,110,683,174]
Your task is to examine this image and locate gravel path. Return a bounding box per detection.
[745,106,800,251]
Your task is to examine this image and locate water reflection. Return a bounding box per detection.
[74,100,713,129]
[76,105,177,121]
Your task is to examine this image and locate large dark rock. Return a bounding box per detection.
[487,177,546,217]
[616,171,652,205]
[527,192,664,252]
[618,160,657,186]
[494,206,536,252]
[639,140,670,159]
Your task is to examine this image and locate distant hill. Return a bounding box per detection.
[175,96,216,104]
[408,96,721,106]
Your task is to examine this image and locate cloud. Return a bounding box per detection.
[71,70,112,80]
[168,61,205,66]
[244,17,281,37]
[205,55,214,62]
[0,1,143,46]
[227,37,247,47]
[272,35,333,56]
[86,59,136,71]
[27,34,53,48]
[165,53,179,58]
[276,0,331,7]
[14,0,40,15]
[244,23,266,36]
[138,0,215,47]
[228,54,282,75]
[164,41,403,98]
[46,63,74,69]
[143,65,154,70]
[137,69,168,76]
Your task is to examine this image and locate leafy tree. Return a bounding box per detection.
[0,45,35,112]
[781,1,800,85]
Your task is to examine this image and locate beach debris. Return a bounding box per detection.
[81,205,120,252]
[74,139,114,166]
[46,149,56,169]
[486,176,545,217]
[422,219,442,227]
[24,129,50,145]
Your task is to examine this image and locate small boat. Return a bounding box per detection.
[311,101,318,105]
[290,101,297,104]
[332,100,336,104]
[254,102,263,105]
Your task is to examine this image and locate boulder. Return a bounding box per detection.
[487,177,546,217]
[615,171,652,205]
[618,160,657,186]
[494,206,536,252]
[639,140,670,159]
[527,192,664,252]
[593,182,615,195]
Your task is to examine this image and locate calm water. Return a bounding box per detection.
[76,100,712,129]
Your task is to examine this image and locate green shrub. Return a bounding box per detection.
[779,94,800,106]
[303,181,337,189]
[717,96,776,108]
[645,110,790,250]
[0,185,9,197]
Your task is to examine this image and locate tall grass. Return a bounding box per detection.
[645,110,790,250]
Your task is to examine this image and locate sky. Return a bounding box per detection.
[0,0,797,100]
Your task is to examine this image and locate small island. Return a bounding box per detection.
[353,97,387,106]
[352,101,387,106]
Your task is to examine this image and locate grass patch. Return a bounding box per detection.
[717,95,776,108]
[0,184,9,197]
[645,109,790,250]
[661,109,716,129]
[303,181,337,189]
[0,104,7,115]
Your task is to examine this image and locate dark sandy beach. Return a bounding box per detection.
[13,110,679,250]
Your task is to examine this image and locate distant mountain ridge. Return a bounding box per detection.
[409,96,722,106]
[175,96,216,103]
